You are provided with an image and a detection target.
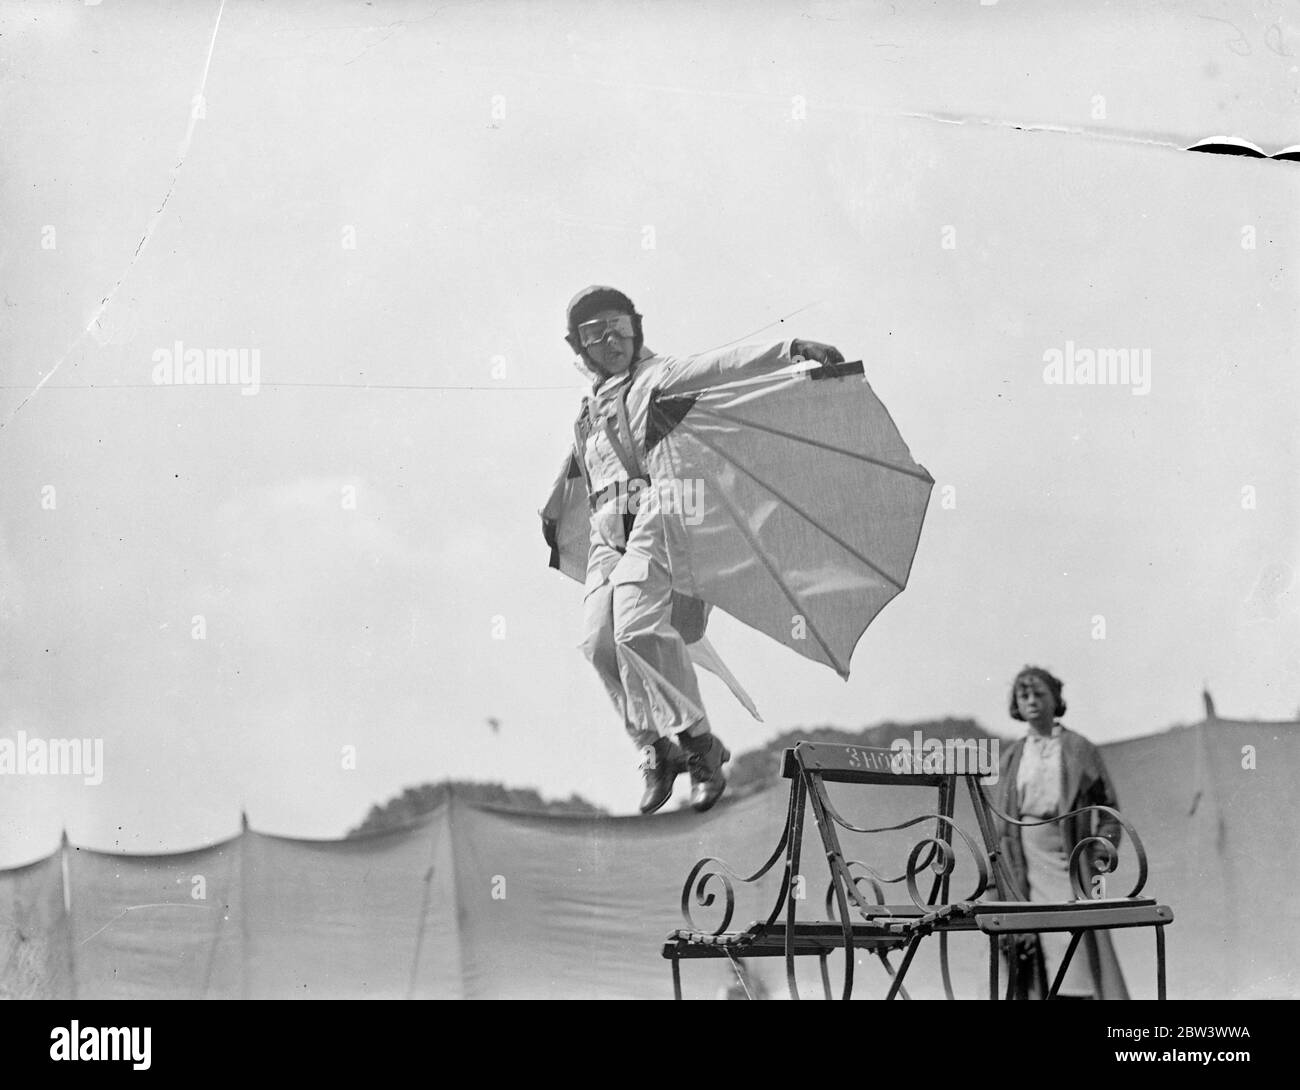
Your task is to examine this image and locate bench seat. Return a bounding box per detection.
[664,918,916,959]
[665,742,1173,999]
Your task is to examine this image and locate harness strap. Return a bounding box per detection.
[572,409,595,496]
[611,384,646,480]
[608,377,649,544]
[603,416,645,484]
[575,366,648,547]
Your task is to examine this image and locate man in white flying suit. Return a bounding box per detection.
[543,286,845,814]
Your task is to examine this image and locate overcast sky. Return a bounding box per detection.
[1,0,1297,864]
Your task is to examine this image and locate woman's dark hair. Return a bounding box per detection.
[1009,665,1067,721]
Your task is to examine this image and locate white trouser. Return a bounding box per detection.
[579,496,711,750]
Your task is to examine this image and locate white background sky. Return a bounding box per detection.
[1,0,1297,864]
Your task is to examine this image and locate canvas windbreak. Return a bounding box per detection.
[2,720,1295,999]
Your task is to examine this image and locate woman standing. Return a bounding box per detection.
[994,666,1129,999]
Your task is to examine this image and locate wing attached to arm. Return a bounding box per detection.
[646,356,933,679]
[539,450,590,584]
[539,440,763,719]
[654,339,798,397]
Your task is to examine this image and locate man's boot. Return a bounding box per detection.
[679,733,730,812]
[637,737,682,815]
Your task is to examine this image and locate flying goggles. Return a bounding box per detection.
[577,314,635,347]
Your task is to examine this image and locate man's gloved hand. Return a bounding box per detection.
[790,339,846,371]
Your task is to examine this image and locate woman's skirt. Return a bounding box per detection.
[1021,818,1095,997]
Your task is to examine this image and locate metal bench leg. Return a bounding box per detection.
[785,948,802,1001]
[989,935,999,1000]
[1156,925,1166,1001]
[671,951,682,1000]
[784,779,808,1002]
[1046,931,1084,999]
[818,953,832,1001]
[886,935,923,1001]
[877,951,911,1000]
